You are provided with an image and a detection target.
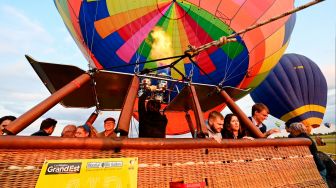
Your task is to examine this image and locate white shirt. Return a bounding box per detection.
[251,117,262,128]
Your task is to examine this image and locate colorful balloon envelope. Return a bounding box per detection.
[54,0,296,134]
[251,53,328,131]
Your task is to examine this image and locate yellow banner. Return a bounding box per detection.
[36,157,138,188]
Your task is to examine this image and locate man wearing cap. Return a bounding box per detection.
[97,117,117,138]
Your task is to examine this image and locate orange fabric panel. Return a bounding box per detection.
[231,0,275,32]
[254,0,294,42]
[199,0,222,15]
[133,99,226,135]
[94,5,160,39]
[259,26,286,73]
[237,0,293,89]
[217,0,244,21]
[187,0,200,7]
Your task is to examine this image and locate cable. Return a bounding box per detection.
[106,54,186,70]
[220,0,277,86]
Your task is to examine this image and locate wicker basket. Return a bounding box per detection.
[0,136,327,188]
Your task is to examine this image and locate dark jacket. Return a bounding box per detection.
[248,117,267,133]
[31,129,49,136]
[138,92,167,138]
[222,130,245,139]
[293,133,326,171]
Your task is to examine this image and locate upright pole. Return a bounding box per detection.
[218,87,264,138]
[188,85,207,137]
[84,112,99,137]
[185,112,196,138]
[3,73,91,135]
[116,75,139,136]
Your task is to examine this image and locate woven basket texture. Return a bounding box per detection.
[0,145,327,188]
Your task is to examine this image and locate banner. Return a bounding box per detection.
[35,157,138,188]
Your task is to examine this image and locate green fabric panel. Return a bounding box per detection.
[141,4,175,69]
[179,2,232,35]
[156,4,174,28]
[221,42,244,60]
[179,3,244,59]
[58,0,71,19]
[139,36,158,70]
[143,57,158,70]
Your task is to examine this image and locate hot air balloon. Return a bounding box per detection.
[54,0,296,134]
[250,53,328,133]
[324,123,331,128]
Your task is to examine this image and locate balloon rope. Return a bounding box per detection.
[105,54,186,70]
[186,0,325,56]
[185,37,237,56]
[89,1,100,57]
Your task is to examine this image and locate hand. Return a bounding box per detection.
[265,128,280,137]
[269,128,280,134]
[242,136,254,140]
[213,136,222,143]
[149,85,157,92]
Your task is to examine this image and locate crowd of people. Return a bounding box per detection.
[205,103,281,142]
[0,102,311,140]
[135,98,328,182]
[0,115,118,138]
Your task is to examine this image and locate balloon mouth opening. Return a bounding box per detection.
[157,0,191,20]
[311,124,320,128]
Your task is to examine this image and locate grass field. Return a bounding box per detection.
[312,134,336,160]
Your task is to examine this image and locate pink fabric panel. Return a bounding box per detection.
[116,6,170,63]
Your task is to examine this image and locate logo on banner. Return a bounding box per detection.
[87,161,123,170]
[36,158,138,188]
[45,162,81,175]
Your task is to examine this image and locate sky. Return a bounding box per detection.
[0,0,335,137]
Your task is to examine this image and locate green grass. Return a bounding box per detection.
[312,134,336,160]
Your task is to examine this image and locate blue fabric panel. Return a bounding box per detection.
[283,13,296,45]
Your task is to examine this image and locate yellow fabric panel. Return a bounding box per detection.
[55,0,91,62]
[168,7,185,79]
[106,0,156,15]
[259,26,286,73]
[294,66,304,69]
[302,118,323,127]
[280,105,326,122]
[176,18,189,53]
[55,1,76,38]
[95,5,157,39]
[175,15,190,77]
[245,40,289,89]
